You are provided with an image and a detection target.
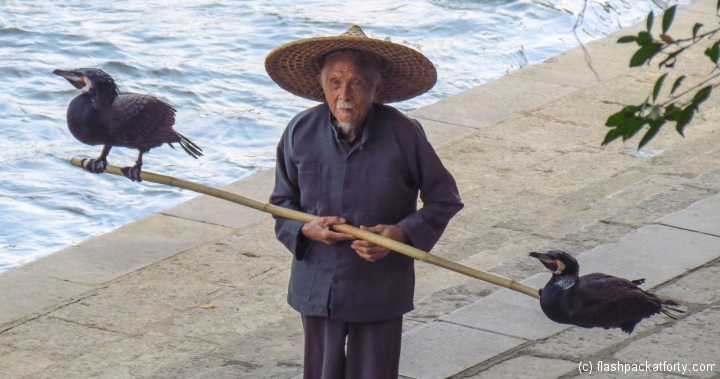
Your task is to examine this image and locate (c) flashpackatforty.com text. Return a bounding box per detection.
[577,360,716,375]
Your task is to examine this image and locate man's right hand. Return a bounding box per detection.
[301,216,355,245]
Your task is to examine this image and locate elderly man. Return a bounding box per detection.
[266,25,463,379]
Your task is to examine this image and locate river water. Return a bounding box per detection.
[0,0,682,271]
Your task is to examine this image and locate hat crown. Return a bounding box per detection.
[340,25,368,38]
[265,24,437,103]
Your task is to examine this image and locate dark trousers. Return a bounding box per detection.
[301,314,403,379]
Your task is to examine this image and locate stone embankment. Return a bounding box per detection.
[1,1,719,377]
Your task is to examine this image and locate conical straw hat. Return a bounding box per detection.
[265,25,437,103]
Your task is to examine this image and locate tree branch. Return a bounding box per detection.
[573,0,600,81]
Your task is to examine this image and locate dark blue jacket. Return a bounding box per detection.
[270,102,463,322]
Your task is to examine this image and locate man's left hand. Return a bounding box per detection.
[351,224,408,262]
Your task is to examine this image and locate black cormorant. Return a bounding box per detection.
[530,250,684,334]
[53,68,202,182]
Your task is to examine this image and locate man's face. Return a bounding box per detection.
[319,53,381,131]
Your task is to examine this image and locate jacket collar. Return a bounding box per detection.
[326,103,376,150]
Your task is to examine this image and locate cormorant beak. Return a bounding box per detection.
[529,252,564,274]
[53,69,86,90]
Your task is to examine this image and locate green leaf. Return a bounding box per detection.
[602,128,625,146]
[622,118,648,141]
[664,104,681,121]
[653,73,668,102]
[693,23,703,39]
[717,0,720,11]
[705,41,720,64]
[618,35,638,44]
[692,85,713,108]
[605,106,640,127]
[636,31,653,46]
[630,43,663,67]
[639,120,666,149]
[662,5,676,34]
[670,76,686,95]
[675,106,695,136]
[646,10,654,32]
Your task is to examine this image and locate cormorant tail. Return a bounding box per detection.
[660,299,685,320]
[175,133,203,159]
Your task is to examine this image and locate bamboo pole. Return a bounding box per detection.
[70,157,541,299]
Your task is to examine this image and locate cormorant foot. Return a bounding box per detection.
[85,158,107,174]
[121,165,143,182]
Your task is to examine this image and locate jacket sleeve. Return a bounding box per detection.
[269,124,311,260]
[396,120,463,252]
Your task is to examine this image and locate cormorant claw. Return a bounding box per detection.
[85,158,107,174]
[121,165,143,182]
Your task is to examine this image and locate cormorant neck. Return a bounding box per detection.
[88,83,119,110]
[551,274,577,290]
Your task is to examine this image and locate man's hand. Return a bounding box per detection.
[301,216,355,245]
[351,224,408,262]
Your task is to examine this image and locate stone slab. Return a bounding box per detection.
[655,264,720,306]
[411,74,579,129]
[0,346,55,379]
[0,270,92,327]
[440,272,568,341]
[453,75,581,114]
[26,331,216,379]
[415,117,478,149]
[440,296,568,341]
[466,356,576,379]
[577,224,720,289]
[162,168,275,229]
[523,312,674,362]
[682,0,717,13]
[0,316,122,362]
[657,194,720,237]
[409,101,515,130]
[398,321,525,379]
[18,214,233,285]
[508,34,638,90]
[615,306,720,378]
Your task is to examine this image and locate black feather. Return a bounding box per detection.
[530,250,684,334]
[54,68,202,180]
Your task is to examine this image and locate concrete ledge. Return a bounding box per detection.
[579,224,720,288]
[658,194,720,237]
[162,169,275,229]
[398,321,525,379]
[0,271,92,327]
[18,214,234,285]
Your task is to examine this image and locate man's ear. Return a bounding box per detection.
[373,80,384,102]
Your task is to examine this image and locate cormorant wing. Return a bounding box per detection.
[568,273,661,329]
[101,93,178,148]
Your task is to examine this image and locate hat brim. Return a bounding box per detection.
[265,36,437,103]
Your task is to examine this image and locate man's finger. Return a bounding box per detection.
[323,216,347,225]
[325,230,354,241]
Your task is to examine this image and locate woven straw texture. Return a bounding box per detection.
[265,25,437,103]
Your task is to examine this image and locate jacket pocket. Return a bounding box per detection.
[289,256,317,301]
[298,162,320,213]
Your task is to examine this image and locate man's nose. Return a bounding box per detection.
[338,82,350,100]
